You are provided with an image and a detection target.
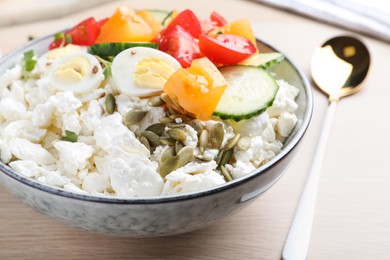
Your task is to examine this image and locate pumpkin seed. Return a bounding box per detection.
[220,148,234,166]
[148,96,164,107]
[166,122,186,128]
[160,92,172,103]
[210,123,224,149]
[161,146,175,163]
[124,109,147,126]
[225,133,241,150]
[216,149,224,165]
[159,117,174,124]
[167,128,187,142]
[174,141,183,154]
[191,120,204,135]
[177,146,194,167]
[146,123,165,135]
[140,136,150,151]
[195,154,213,162]
[220,165,233,182]
[105,93,116,115]
[237,136,251,151]
[199,129,208,154]
[141,131,160,147]
[160,137,175,146]
[158,156,180,178]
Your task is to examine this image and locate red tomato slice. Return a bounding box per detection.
[164,9,202,39]
[97,18,109,28]
[198,34,256,65]
[210,11,227,26]
[49,17,102,50]
[158,25,202,68]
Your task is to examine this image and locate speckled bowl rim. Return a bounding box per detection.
[0,33,313,205]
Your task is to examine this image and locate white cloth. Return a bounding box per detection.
[0,0,114,27]
[253,0,390,43]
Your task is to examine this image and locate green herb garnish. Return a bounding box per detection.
[61,130,78,142]
[65,34,72,44]
[95,55,112,78]
[22,50,37,79]
[162,10,174,26]
[54,32,64,42]
[27,35,36,41]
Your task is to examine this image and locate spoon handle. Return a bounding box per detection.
[282,101,337,260]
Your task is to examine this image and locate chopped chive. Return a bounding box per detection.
[27,35,36,41]
[54,32,64,42]
[216,31,223,35]
[103,65,112,78]
[162,10,174,26]
[23,50,34,60]
[65,34,72,44]
[61,130,78,142]
[25,59,37,72]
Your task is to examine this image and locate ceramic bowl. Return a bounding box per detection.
[0,35,313,237]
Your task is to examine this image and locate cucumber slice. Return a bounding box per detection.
[240,52,285,68]
[87,42,158,57]
[213,66,279,121]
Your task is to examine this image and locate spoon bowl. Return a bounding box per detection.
[283,35,370,260]
[311,35,370,101]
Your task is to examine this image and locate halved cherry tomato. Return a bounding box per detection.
[164,9,202,39]
[95,7,155,43]
[159,25,202,68]
[49,17,102,50]
[222,19,257,47]
[164,57,227,120]
[199,34,256,65]
[210,11,227,26]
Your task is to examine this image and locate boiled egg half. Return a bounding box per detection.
[47,52,104,94]
[111,47,182,97]
[37,44,82,74]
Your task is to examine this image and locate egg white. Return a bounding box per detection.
[111,47,182,97]
[37,44,83,74]
[47,52,104,94]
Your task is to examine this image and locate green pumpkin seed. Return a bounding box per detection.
[166,122,186,128]
[216,149,224,165]
[195,154,213,162]
[220,165,233,182]
[159,117,174,124]
[177,146,194,168]
[210,123,224,149]
[158,156,180,178]
[141,131,160,147]
[160,137,175,146]
[105,93,116,115]
[124,109,147,126]
[191,120,204,135]
[146,123,165,135]
[148,96,164,107]
[220,148,234,166]
[167,128,187,142]
[199,129,208,154]
[174,141,183,154]
[225,133,241,150]
[140,136,150,151]
[161,146,175,163]
[160,92,172,103]
[237,136,251,151]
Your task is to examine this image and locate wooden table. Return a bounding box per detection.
[1,0,389,259]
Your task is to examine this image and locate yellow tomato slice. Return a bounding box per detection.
[164,58,227,120]
[96,7,155,43]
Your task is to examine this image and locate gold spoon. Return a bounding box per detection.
[282,35,370,260]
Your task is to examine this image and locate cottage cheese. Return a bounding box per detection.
[0,48,300,198]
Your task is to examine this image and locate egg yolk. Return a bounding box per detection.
[54,56,90,83]
[134,58,176,89]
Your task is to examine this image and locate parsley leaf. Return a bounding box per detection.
[61,130,78,142]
